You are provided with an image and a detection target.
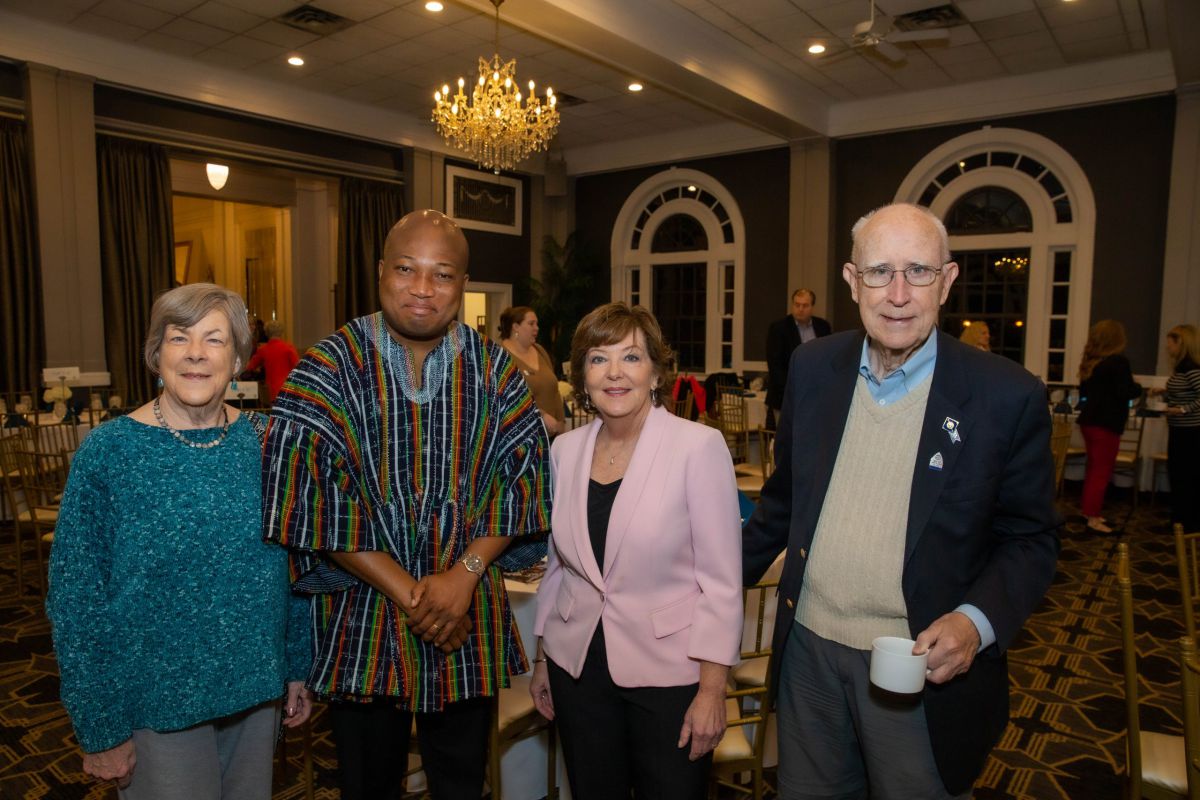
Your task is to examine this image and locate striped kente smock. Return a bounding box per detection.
[263,314,551,711]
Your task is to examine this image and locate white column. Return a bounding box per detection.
[292,179,336,350]
[1159,84,1200,372]
[788,138,834,321]
[24,64,106,379]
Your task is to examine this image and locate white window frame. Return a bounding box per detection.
[610,169,746,375]
[895,128,1096,382]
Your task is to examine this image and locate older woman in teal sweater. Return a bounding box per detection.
[47,284,312,799]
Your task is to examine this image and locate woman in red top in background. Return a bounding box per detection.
[245,320,300,405]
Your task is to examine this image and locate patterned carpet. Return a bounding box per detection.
[0,485,1188,799]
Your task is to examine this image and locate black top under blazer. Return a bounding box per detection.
[742,330,1062,795]
[1077,354,1142,434]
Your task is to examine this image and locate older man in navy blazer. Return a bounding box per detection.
[743,203,1060,799]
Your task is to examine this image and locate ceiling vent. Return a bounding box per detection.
[893,4,966,32]
[277,4,354,36]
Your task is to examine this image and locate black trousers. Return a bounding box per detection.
[1169,425,1200,531]
[547,627,711,800]
[329,695,491,800]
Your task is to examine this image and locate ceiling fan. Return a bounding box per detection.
[849,0,951,63]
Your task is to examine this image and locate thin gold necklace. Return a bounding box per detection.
[153,396,231,450]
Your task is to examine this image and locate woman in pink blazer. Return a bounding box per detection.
[530,303,743,799]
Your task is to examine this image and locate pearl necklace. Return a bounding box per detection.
[153,396,231,449]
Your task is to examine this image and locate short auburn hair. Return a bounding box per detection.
[569,303,675,408]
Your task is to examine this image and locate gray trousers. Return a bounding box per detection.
[119,701,279,800]
[776,624,970,800]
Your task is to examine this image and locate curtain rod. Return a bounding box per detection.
[95,117,405,187]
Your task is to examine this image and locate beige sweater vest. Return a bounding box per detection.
[795,376,932,649]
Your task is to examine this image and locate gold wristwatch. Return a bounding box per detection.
[459,552,485,576]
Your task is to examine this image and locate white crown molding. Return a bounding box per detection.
[828,51,1176,138]
[0,10,462,159]
[563,120,785,176]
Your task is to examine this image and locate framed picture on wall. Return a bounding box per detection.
[446,165,522,235]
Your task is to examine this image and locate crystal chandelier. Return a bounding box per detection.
[431,0,559,173]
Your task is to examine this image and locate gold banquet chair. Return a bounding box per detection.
[1175,524,1200,642]
[1118,543,1188,799]
[1114,415,1148,508]
[488,673,557,800]
[716,390,751,465]
[709,577,779,800]
[1050,418,1072,497]
[1179,636,1200,800]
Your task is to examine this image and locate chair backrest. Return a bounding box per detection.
[36,421,80,456]
[1116,414,1147,466]
[1118,543,1147,797]
[718,392,748,434]
[1050,418,1072,494]
[1118,542,1193,800]
[14,448,69,515]
[1176,524,1200,643]
[758,428,776,481]
[1179,636,1200,800]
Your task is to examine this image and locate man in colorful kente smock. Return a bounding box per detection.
[263,209,552,800]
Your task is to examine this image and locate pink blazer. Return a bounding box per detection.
[534,404,743,686]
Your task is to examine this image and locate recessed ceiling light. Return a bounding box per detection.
[808,43,826,55]
[628,82,643,92]
[687,185,697,192]
[425,1,444,10]
[287,55,304,66]
[958,160,966,168]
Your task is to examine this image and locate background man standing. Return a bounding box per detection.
[743,204,1059,799]
[765,288,831,429]
[264,210,551,800]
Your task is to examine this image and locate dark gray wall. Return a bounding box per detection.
[832,95,1176,373]
[574,148,791,361]
[444,158,532,292]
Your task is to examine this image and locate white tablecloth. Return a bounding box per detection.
[503,578,571,800]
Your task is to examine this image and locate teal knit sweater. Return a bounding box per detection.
[46,415,312,753]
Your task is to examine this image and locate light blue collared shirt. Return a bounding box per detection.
[857,332,996,652]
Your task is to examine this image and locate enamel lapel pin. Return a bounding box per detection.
[942,417,962,444]
[929,452,944,470]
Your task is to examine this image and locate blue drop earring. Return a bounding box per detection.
[231,378,238,391]
[157,376,164,389]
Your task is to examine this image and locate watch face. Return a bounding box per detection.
[462,553,484,573]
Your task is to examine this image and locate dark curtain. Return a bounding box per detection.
[0,119,44,396]
[96,135,174,404]
[337,177,404,326]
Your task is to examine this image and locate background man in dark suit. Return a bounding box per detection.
[743,204,1060,799]
[765,288,831,429]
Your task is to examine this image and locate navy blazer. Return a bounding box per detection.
[765,314,832,409]
[743,329,1061,795]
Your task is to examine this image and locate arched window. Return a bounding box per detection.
[896,128,1095,384]
[611,170,745,374]
[946,187,1032,235]
[651,213,708,252]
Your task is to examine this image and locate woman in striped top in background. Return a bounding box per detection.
[1162,324,1200,531]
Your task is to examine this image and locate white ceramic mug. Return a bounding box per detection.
[870,636,928,694]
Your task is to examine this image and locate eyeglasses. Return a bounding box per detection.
[853,263,945,288]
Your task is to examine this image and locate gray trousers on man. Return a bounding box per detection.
[118,701,279,800]
[777,624,971,800]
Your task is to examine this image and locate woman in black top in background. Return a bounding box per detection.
[1158,324,1200,531]
[1077,320,1142,534]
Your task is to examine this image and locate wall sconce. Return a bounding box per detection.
[206,163,229,190]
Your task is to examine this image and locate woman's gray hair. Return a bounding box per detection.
[144,283,253,374]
